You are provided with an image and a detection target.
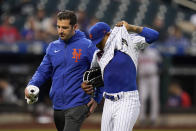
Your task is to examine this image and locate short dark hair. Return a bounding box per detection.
[57,10,77,26]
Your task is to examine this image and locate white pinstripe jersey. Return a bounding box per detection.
[91,26,148,76]
[90,26,149,131]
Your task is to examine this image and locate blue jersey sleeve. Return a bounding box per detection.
[139,27,159,44]
[93,86,104,104]
[28,44,52,87]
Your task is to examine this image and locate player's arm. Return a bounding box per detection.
[81,81,94,95]
[81,81,103,117]
[116,21,143,33]
[28,54,52,87]
[25,44,53,104]
[81,81,103,103]
[28,43,53,86]
[116,21,159,43]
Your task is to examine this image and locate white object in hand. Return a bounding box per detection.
[25,85,39,104]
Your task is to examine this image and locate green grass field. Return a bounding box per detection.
[1,129,196,131]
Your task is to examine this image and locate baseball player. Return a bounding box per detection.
[81,21,159,131]
[138,46,161,125]
[24,10,102,131]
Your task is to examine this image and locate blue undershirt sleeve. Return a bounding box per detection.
[139,27,159,44]
[93,86,104,104]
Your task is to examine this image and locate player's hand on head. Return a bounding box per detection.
[81,81,94,95]
[116,20,129,29]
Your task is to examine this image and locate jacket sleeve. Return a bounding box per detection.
[139,27,159,44]
[87,42,97,63]
[28,44,53,87]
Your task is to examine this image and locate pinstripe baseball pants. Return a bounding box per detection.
[101,90,140,131]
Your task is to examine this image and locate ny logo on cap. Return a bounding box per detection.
[89,34,93,39]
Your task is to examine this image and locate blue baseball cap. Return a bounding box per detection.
[89,22,111,45]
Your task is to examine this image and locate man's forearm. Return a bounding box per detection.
[126,24,143,33]
[116,21,159,43]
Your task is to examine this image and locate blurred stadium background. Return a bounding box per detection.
[0,0,196,130]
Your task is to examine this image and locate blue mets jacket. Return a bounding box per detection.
[28,30,102,110]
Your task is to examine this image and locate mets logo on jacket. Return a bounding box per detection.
[72,48,82,62]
